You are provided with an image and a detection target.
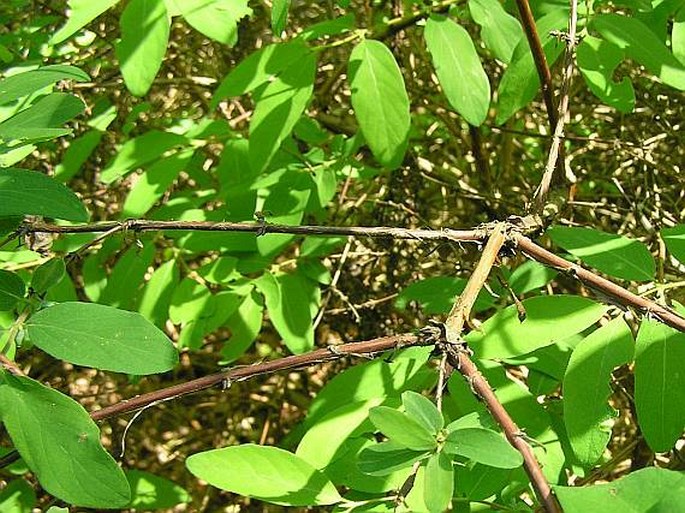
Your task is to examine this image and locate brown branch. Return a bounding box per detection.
[515,234,685,332]
[514,0,557,127]
[445,346,562,513]
[532,0,579,211]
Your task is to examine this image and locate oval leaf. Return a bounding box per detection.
[466,295,607,359]
[402,390,443,434]
[424,15,490,126]
[0,270,25,311]
[0,168,88,221]
[0,65,89,105]
[424,451,454,513]
[444,427,522,468]
[368,405,437,451]
[0,374,130,508]
[116,0,170,96]
[186,444,342,506]
[468,0,522,64]
[547,225,655,281]
[563,317,634,465]
[26,302,179,375]
[358,440,428,476]
[634,319,685,451]
[348,39,410,169]
[126,470,189,510]
[51,0,121,44]
[31,258,66,295]
[178,0,251,46]
[661,224,685,266]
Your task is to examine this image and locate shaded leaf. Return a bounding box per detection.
[126,470,190,510]
[424,451,454,513]
[547,226,655,281]
[468,0,522,63]
[0,374,130,508]
[508,260,558,295]
[0,93,85,143]
[26,302,179,375]
[563,318,634,465]
[51,0,121,44]
[358,439,427,477]
[220,289,264,362]
[348,39,410,169]
[186,444,342,506]
[402,391,443,434]
[138,259,179,327]
[0,168,89,221]
[444,427,522,468]
[31,258,66,295]
[0,479,36,512]
[424,15,490,126]
[395,276,495,314]
[368,405,437,451]
[0,270,25,311]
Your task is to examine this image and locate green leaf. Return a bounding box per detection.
[0,374,131,508]
[31,258,66,295]
[26,302,179,375]
[296,399,382,470]
[395,276,495,314]
[368,405,437,451]
[271,0,291,34]
[634,319,685,451]
[249,51,316,172]
[51,0,122,44]
[402,391,443,434]
[99,243,156,309]
[138,259,179,327]
[674,7,685,65]
[100,130,188,183]
[466,295,607,359]
[0,479,36,512]
[358,439,428,477]
[0,93,85,143]
[468,0,522,63]
[547,226,655,281]
[555,467,685,513]
[592,13,685,90]
[0,270,25,311]
[423,451,454,513]
[577,35,635,113]
[54,130,104,182]
[424,15,490,126]
[444,427,522,468]
[300,13,355,41]
[178,0,251,46]
[220,289,264,362]
[348,39,410,169]
[563,318,634,466]
[255,271,317,354]
[186,444,342,506]
[508,260,558,295]
[661,224,685,265]
[0,168,89,221]
[211,40,308,107]
[0,65,89,105]
[116,0,170,96]
[121,149,193,217]
[496,9,567,124]
[126,470,190,510]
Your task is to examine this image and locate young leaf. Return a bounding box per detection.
[126,470,190,510]
[468,0,522,63]
[0,270,25,311]
[563,318,634,466]
[444,427,522,468]
[100,130,188,183]
[496,8,567,124]
[0,65,89,105]
[249,51,317,172]
[186,444,342,506]
[555,467,685,513]
[368,405,437,451]
[358,440,428,476]
[424,15,490,126]
[51,0,121,44]
[661,224,685,266]
[271,0,291,34]
[255,271,316,354]
[116,0,170,96]
[423,451,454,513]
[26,302,179,375]
[592,13,685,90]
[0,374,131,508]
[178,0,251,46]
[0,168,89,221]
[634,319,685,451]
[402,391,443,434]
[211,40,308,107]
[31,258,66,295]
[547,226,655,281]
[577,35,635,113]
[348,39,410,169]
[0,93,85,143]
[466,295,607,359]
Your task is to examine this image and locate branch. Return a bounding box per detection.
[532,0,579,210]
